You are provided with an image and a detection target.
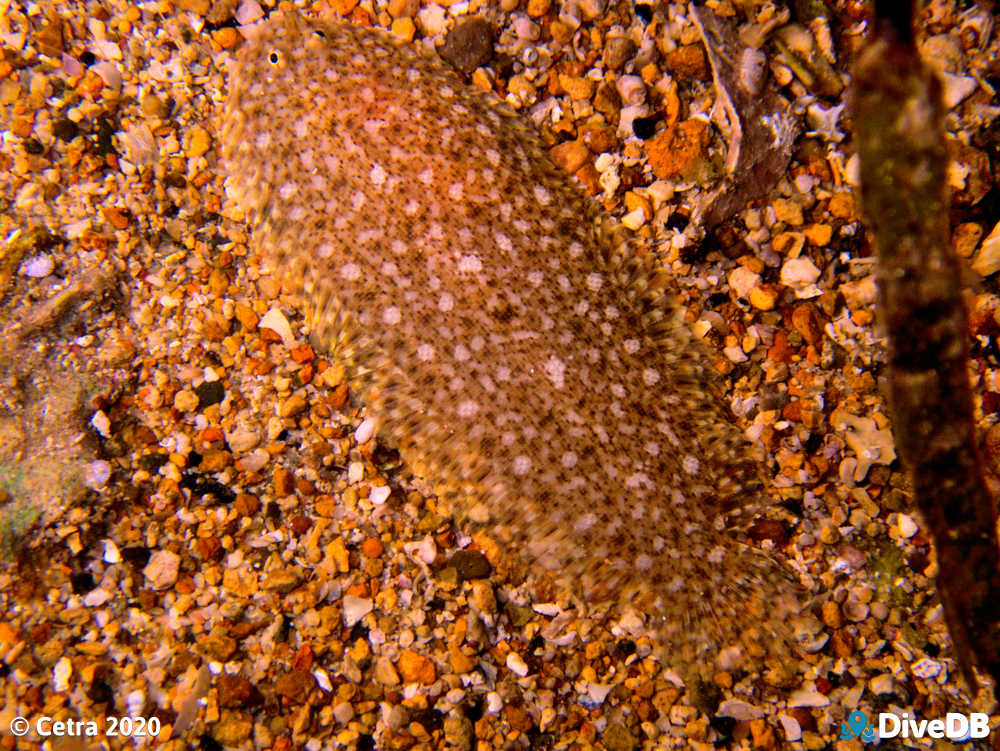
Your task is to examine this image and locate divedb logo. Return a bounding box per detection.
[840,709,991,743]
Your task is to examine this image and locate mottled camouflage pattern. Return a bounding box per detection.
[222,12,799,677]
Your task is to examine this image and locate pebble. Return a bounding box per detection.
[373,656,400,686]
[749,284,779,311]
[83,460,112,490]
[21,255,54,278]
[911,657,943,679]
[780,257,822,299]
[728,266,761,300]
[143,550,180,590]
[778,713,802,742]
[449,549,492,580]
[258,308,295,346]
[506,651,530,677]
[438,16,495,74]
[897,513,918,538]
[342,594,373,627]
[787,689,830,708]
[616,75,647,107]
[870,673,897,696]
[971,221,1000,277]
[397,648,436,684]
[717,699,764,721]
[103,539,120,564]
[354,418,375,444]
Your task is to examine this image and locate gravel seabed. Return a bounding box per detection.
[2,0,1000,749]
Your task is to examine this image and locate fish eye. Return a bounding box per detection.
[268,51,280,64]
[313,29,326,39]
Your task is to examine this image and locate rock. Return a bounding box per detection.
[749,284,779,311]
[645,118,711,181]
[550,140,590,174]
[275,670,315,704]
[398,649,436,685]
[438,17,494,75]
[897,513,918,538]
[506,651,529,677]
[601,721,638,751]
[201,627,238,662]
[780,257,822,298]
[449,550,492,581]
[372,656,400,687]
[259,308,295,346]
[217,674,257,708]
[778,713,802,742]
[261,568,301,594]
[443,712,474,750]
[195,381,225,409]
[728,266,761,300]
[971,221,1000,277]
[342,595,373,627]
[787,689,830,708]
[143,550,180,590]
[212,711,253,745]
[716,699,764,721]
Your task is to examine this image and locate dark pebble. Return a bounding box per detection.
[746,519,789,546]
[709,715,737,737]
[439,16,495,75]
[164,172,187,188]
[195,380,225,409]
[634,3,653,23]
[70,571,96,595]
[120,546,152,568]
[80,50,96,67]
[631,115,658,140]
[137,452,169,472]
[449,549,492,581]
[53,118,79,142]
[23,138,44,155]
[87,679,114,704]
[199,734,224,751]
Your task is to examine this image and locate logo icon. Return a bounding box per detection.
[841,710,876,743]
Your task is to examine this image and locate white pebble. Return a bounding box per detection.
[897,513,918,538]
[778,713,802,741]
[780,257,822,299]
[911,657,942,679]
[506,652,529,677]
[21,255,54,278]
[241,448,269,472]
[347,461,364,484]
[259,308,295,347]
[616,75,646,107]
[52,657,73,692]
[728,266,761,299]
[585,682,614,705]
[83,588,112,607]
[342,594,373,627]
[369,485,391,505]
[103,539,121,564]
[354,418,375,444]
[314,668,333,692]
[235,0,264,24]
[83,460,112,490]
[486,691,503,713]
[787,688,830,708]
[717,699,764,721]
[90,410,111,437]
